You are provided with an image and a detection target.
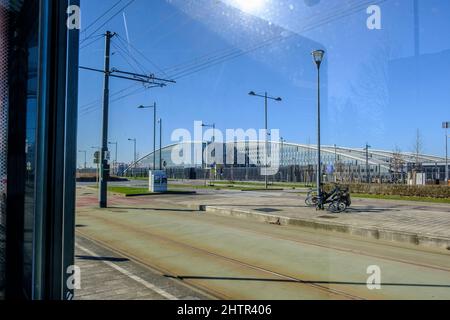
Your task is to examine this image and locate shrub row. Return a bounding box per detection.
[76,175,129,183]
[324,183,450,199]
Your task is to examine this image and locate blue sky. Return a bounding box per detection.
[77,0,450,166]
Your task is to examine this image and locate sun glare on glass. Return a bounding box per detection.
[233,0,265,13]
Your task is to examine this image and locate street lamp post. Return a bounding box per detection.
[91,146,101,186]
[334,144,338,182]
[447,131,449,183]
[312,49,325,209]
[158,118,163,170]
[108,142,118,175]
[201,123,216,167]
[138,103,157,171]
[443,122,450,183]
[78,150,87,169]
[202,123,216,184]
[249,91,282,190]
[128,138,137,174]
[365,143,372,184]
[334,144,337,164]
[280,137,286,182]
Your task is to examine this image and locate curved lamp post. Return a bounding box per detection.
[248,91,282,189]
[138,103,157,171]
[312,49,325,209]
[128,138,137,168]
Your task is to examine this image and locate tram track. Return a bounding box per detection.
[76,200,450,300]
[106,202,450,273]
[197,211,450,273]
[76,213,366,300]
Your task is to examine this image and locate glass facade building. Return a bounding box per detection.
[129,141,445,183]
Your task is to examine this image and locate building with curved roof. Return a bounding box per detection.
[126,141,447,183]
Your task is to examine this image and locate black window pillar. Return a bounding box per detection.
[6,0,79,300]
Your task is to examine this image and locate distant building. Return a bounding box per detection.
[127,141,446,184]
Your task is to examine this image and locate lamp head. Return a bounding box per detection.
[312,49,325,67]
[248,91,256,96]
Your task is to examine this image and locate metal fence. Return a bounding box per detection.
[123,165,398,184]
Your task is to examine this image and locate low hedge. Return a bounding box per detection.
[76,175,129,183]
[324,183,450,199]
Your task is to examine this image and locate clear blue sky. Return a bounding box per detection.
[77,0,450,166]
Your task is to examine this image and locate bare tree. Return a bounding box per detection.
[391,146,405,183]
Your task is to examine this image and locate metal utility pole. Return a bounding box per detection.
[248,91,282,190]
[265,93,268,189]
[202,123,216,185]
[334,144,337,164]
[138,103,157,171]
[78,150,87,169]
[158,118,163,170]
[280,137,285,182]
[280,137,285,167]
[447,129,449,183]
[91,146,101,187]
[79,30,175,208]
[108,142,118,175]
[365,143,371,184]
[202,123,216,167]
[334,144,338,181]
[99,31,114,208]
[128,138,137,167]
[312,49,325,209]
[443,122,450,183]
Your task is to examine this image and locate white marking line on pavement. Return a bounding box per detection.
[75,243,178,300]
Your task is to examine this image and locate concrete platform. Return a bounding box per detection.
[77,186,450,250]
[75,235,210,300]
[75,196,450,300]
[133,189,450,250]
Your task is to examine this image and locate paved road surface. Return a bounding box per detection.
[75,235,210,300]
[76,191,450,300]
[105,185,450,248]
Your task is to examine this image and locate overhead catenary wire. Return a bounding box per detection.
[80,34,159,115]
[79,85,147,118]
[171,0,386,79]
[79,0,387,116]
[79,34,105,51]
[80,0,123,41]
[115,34,170,78]
[79,31,175,118]
[162,0,371,75]
[79,83,140,112]
[114,39,153,75]
[111,41,147,75]
[167,0,388,80]
[80,0,136,45]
